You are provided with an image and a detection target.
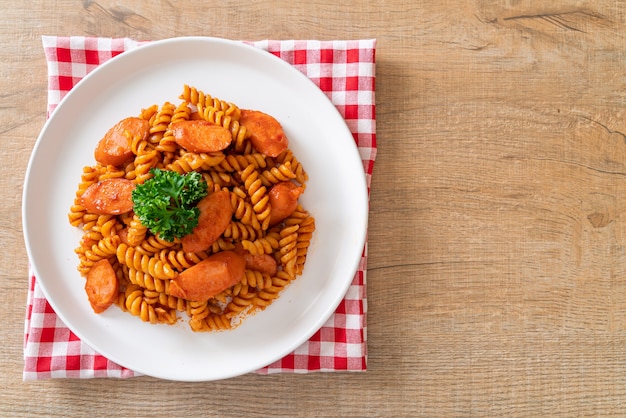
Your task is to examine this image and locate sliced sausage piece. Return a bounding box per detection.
[268,181,303,226]
[239,109,289,157]
[85,259,119,314]
[170,120,233,153]
[243,252,278,276]
[182,190,233,253]
[95,117,149,166]
[80,178,136,215]
[169,250,246,302]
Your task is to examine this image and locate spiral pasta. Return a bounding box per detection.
[126,214,148,247]
[148,101,176,143]
[240,164,271,230]
[123,284,178,324]
[69,84,315,332]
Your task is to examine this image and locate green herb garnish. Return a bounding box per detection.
[131,168,208,242]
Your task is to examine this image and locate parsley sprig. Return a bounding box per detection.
[131,168,208,242]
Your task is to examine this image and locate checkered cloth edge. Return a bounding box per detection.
[24,36,376,380]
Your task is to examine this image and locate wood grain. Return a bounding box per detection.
[4,0,626,416]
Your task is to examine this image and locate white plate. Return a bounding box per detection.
[22,37,368,381]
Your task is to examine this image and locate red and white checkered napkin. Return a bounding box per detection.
[24,36,377,380]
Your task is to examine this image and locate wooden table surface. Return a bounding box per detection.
[4,1,626,416]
